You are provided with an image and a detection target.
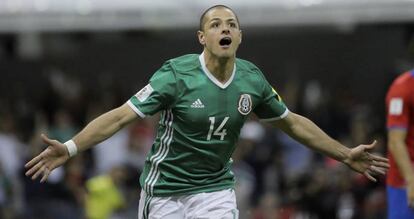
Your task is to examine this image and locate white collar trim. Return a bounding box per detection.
[199,52,236,89]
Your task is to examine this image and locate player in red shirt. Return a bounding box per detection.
[386,70,414,219]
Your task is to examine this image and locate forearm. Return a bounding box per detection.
[389,140,414,183]
[72,104,137,153]
[274,112,350,162]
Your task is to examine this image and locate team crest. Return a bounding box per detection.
[238,94,252,115]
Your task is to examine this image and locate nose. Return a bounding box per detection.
[222,28,230,35]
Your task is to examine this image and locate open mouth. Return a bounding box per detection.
[219,37,232,46]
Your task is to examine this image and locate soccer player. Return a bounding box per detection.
[386,69,414,219]
[25,5,389,219]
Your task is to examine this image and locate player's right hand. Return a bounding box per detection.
[25,134,70,183]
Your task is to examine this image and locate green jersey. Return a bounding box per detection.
[127,53,288,197]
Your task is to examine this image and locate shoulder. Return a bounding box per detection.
[389,71,414,91]
[153,54,199,80]
[236,58,262,73]
[387,71,414,100]
[236,58,268,83]
[166,54,201,73]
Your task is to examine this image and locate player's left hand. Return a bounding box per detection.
[343,140,390,182]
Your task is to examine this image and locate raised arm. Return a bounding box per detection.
[270,111,389,181]
[25,103,139,182]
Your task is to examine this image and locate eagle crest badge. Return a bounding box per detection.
[238,94,252,115]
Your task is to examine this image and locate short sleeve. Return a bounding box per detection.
[386,82,411,130]
[254,76,289,122]
[127,62,177,117]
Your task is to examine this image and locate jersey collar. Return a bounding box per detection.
[199,52,236,89]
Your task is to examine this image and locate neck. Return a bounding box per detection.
[203,50,235,83]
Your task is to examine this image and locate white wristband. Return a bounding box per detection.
[64,140,78,157]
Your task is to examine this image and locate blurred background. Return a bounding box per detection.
[1,0,414,218]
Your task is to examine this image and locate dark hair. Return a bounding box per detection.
[199,5,240,31]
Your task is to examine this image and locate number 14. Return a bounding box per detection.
[207,117,229,141]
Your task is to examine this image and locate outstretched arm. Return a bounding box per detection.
[25,103,139,182]
[270,111,389,182]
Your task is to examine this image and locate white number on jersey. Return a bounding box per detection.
[207,117,229,141]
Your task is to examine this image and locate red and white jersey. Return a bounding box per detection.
[386,70,414,187]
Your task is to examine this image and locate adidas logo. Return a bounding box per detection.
[191,99,205,108]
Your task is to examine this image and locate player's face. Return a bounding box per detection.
[198,8,242,59]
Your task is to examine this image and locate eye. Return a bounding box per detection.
[211,23,219,28]
[229,23,237,28]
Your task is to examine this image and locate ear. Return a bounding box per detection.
[239,29,242,44]
[197,30,206,46]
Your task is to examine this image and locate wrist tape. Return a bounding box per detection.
[64,140,78,157]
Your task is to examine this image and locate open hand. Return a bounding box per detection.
[344,140,390,182]
[25,134,70,183]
